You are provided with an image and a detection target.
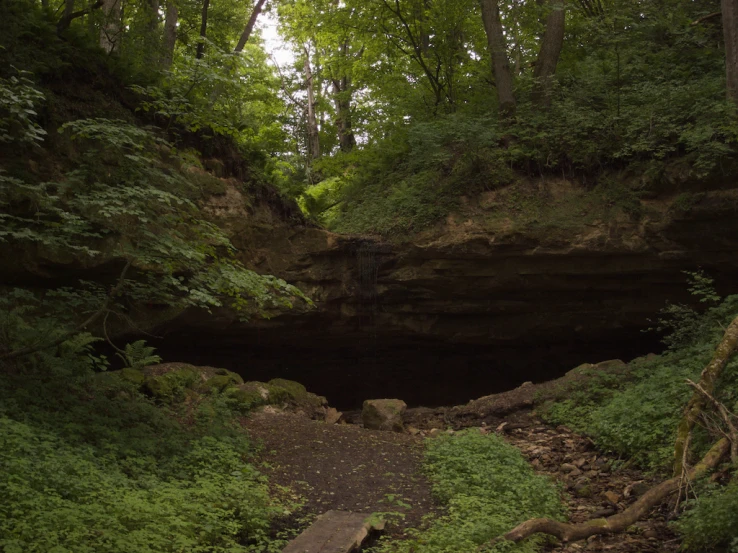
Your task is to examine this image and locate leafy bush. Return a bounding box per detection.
[1,117,307,331]
[0,322,294,553]
[676,480,738,552]
[0,71,47,144]
[0,418,280,553]
[373,431,564,553]
[540,276,738,471]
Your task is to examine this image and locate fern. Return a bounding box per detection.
[116,340,162,370]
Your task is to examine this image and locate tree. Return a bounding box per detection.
[196,0,210,59]
[304,46,321,160]
[234,0,268,53]
[532,0,566,107]
[161,0,178,68]
[479,0,567,112]
[479,0,515,113]
[723,0,738,103]
[100,0,122,53]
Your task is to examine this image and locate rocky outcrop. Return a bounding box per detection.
[146,179,738,407]
[165,182,738,346]
[8,167,738,408]
[112,362,328,417]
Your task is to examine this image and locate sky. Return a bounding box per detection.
[258,11,295,68]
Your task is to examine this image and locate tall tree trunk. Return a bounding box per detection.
[304,50,321,161]
[161,1,178,69]
[234,0,267,53]
[413,0,430,55]
[63,0,76,25]
[100,0,122,53]
[58,0,104,34]
[723,0,738,103]
[333,77,356,152]
[146,0,160,33]
[479,0,515,114]
[196,0,210,59]
[532,0,566,108]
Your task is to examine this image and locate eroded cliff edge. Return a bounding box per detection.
[145,176,738,407]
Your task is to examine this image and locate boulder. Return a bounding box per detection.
[325,407,342,425]
[362,399,407,432]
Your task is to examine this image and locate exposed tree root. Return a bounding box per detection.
[485,439,729,548]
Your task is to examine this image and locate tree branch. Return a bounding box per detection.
[234,0,268,53]
[56,0,103,33]
[687,378,738,464]
[0,260,132,361]
[691,11,721,26]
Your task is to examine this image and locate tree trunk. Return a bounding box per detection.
[196,0,210,59]
[479,0,515,114]
[674,314,738,475]
[146,0,159,33]
[234,0,267,53]
[99,0,122,53]
[333,77,356,152]
[304,50,321,160]
[532,0,566,107]
[161,1,178,69]
[723,0,738,103]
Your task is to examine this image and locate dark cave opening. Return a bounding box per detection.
[148,326,664,410]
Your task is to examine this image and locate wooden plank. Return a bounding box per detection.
[282,510,384,553]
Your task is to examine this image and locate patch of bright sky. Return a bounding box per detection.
[259,11,295,68]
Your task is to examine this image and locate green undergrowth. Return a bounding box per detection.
[537,273,738,551]
[675,480,738,553]
[539,292,738,472]
[0,343,298,553]
[371,431,564,553]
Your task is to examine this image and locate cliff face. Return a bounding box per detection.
[149,179,738,408]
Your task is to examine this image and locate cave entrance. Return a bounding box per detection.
[149,327,662,410]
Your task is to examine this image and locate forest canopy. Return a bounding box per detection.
[5,0,736,236]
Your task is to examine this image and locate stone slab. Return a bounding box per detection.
[282,510,384,553]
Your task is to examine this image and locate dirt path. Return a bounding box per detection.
[244,406,680,552]
[243,411,436,538]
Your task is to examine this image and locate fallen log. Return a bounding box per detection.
[673,315,738,476]
[485,438,729,548]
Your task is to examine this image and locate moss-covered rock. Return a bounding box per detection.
[118,368,145,387]
[225,382,290,412]
[199,370,243,392]
[267,378,326,412]
[144,365,201,403]
[268,378,307,399]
